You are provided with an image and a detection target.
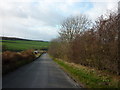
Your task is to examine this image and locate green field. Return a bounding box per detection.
[2,40,50,51]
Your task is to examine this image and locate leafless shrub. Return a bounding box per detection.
[49,11,119,75]
[2,50,36,74]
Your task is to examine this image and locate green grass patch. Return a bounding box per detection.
[2,40,49,51]
[53,58,120,88]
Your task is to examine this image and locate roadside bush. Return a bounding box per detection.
[2,50,36,74]
[49,11,119,75]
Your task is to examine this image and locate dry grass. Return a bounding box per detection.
[2,49,36,75]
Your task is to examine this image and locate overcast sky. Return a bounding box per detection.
[0,0,119,41]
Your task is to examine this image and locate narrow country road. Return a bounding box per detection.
[3,53,79,88]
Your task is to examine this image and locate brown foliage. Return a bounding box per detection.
[49,12,119,75]
[2,50,36,74]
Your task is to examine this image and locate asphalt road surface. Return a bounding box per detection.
[3,53,80,88]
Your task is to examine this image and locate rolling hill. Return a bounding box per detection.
[1,37,50,52]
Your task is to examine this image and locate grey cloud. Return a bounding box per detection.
[1,1,117,41]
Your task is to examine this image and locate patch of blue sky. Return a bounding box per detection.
[54,2,94,17]
[72,2,94,13]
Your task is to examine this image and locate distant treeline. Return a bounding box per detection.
[1,37,49,42]
[49,11,120,75]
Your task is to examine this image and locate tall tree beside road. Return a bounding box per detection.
[59,14,92,42]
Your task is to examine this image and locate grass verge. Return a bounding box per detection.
[53,58,120,88]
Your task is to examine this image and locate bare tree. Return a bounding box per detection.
[59,14,92,42]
